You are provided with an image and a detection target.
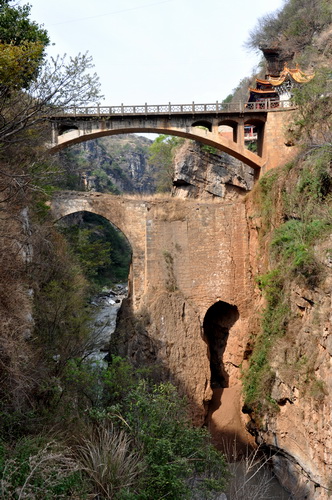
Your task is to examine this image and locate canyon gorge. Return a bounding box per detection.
[51,134,332,499]
[1,0,331,498]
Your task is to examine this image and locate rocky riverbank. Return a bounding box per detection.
[88,283,128,363]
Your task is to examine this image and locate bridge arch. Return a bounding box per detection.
[52,202,133,254]
[50,124,266,171]
[50,192,149,309]
[192,120,213,132]
[56,210,132,288]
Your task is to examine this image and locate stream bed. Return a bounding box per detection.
[88,283,128,363]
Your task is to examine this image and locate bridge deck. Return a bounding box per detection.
[50,99,294,119]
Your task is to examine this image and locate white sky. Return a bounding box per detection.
[28,0,285,106]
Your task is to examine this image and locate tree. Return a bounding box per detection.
[246,0,332,58]
[148,135,184,192]
[0,41,44,90]
[0,1,50,88]
[0,1,103,145]
[0,51,103,144]
[0,1,49,48]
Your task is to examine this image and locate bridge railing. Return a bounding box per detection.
[51,99,293,117]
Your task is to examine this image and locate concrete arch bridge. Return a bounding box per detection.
[49,99,297,173]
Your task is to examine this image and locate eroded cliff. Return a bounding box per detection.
[110,136,332,499]
[243,157,332,499]
[172,140,255,200]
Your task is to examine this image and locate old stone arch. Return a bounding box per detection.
[203,301,239,389]
[56,209,133,288]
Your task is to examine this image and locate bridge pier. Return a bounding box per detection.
[236,118,245,149]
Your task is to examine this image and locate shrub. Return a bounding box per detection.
[122,381,228,499]
[0,437,87,499]
[74,423,142,500]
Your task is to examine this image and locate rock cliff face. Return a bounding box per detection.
[109,141,332,499]
[59,134,157,194]
[245,200,332,499]
[172,140,255,200]
[60,129,331,499]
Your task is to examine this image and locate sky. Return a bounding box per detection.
[28,0,285,107]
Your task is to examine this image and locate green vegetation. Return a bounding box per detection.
[246,0,332,58]
[200,144,220,155]
[0,357,228,499]
[148,135,184,192]
[68,357,228,499]
[243,143,332,414]
[241,0,332,416]
[0,1,49,90]
[59,212,131,289]
[121,380,228,499]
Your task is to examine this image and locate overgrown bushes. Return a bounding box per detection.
[0,359,229,499]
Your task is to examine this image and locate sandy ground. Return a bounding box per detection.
[207,385,256,460]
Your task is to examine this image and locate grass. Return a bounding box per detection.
[0,437,87,499]
[74,423,142,500]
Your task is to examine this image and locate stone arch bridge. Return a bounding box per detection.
[49,100,297,173]
[51,190,255,427]
[51,191,251,312]
[48,100,298,433]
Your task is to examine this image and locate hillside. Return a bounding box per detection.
[233,1,332,497]
[57,134,157,194]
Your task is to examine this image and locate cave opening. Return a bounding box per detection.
[203,301,239,389]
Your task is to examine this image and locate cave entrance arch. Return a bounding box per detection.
[203,301,239,389]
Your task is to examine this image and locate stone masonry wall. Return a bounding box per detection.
[51,191,255,431]
[263,109,298,173]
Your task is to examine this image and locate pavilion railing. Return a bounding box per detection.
[51,99,293,117]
